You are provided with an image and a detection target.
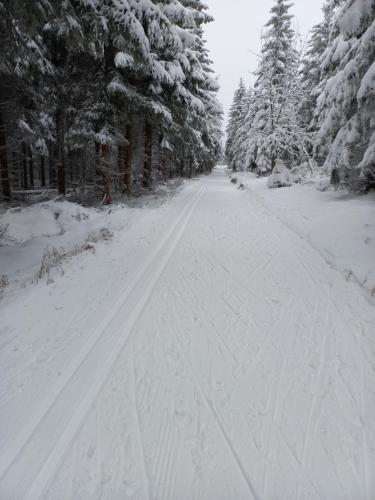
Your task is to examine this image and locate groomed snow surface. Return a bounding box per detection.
[0,167,375,499]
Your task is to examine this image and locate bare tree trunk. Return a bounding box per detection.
[95,141,101,190]
[22,142,28,189]
[100,144,112,205]
[80,154,86,185]
[124,124,133,193]
[12,151,19,189]
[0,110,11,200]
[180,145,185,177]
[160,150,167,181]
[189,156,193,178]
[28,145,34,189]
[40,156,46,187]
[69,151,74,186]
[159,134,167,182]
[95,141,100,174]
[117,145,123,193]
[56,106,66,195]
[48,142,54,188]
[142,120,152,189]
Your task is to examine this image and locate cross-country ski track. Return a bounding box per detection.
[0,168,374,499]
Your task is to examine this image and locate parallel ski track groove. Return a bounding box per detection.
[152,411,168,488]
[159,421,176,500]
[0,186,205,499]
[130,347,151,500]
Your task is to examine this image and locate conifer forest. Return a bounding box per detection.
[0,0,222,203]
[226,0,375,191]
[0,2,375,500]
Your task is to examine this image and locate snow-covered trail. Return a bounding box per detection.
[1,168,375,499]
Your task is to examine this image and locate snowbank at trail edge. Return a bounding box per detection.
[0,200,127,288]
[0,201,100,244]
[0,181,182,298]
[232,171,375,297]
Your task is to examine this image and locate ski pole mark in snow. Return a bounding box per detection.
[172,324,260,499]
[230,296,295,398]
[261,301,303,498]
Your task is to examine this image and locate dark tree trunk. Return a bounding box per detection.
[57,154,65,194]
[100,144,112,205]
[189,156,193,178]
[40,156,46,187]
[180,145,186,177]
[48,143,56,188]
[56,106,66,195]
[80,154,86,184]
[117,145,123,193]
[28,146,34,189]
[160,150,167,181]
[0,111,11,200]
[124,124,133,193]
[95,141,101,188]
[142,120,152,189]
[270,152,276,172]
[159,134,167,182]
[22,142,28,189]
[12,151,19,189]
[95,141,100,170]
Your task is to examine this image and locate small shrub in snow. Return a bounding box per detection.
[0,224,9,243]
[36,227,113,281]
[291,162,316,184]
[267,161,294,189]
[331,166,370,193]
[87,227,113,243]
[72,209,90,222]
[53,208,65,235]
[0,275,9,289]
[315,178,332,192]
[37,247,66,280]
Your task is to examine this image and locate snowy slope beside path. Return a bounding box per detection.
[0,169,375,499]
[0,190,179,295]
[236,172,375,298]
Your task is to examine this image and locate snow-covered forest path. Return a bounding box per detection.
[1,168,375,500]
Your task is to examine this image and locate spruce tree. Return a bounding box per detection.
[300,1,333,134]
[230,87,253,171]
[243,0,312,174]
[316,0,375,189]
[225,79,246,171]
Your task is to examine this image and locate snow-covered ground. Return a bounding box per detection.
[0,185,179,301]
[0,168,375,499]
[234,171,375,298]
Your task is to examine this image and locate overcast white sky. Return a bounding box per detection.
[204,1,325,126]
